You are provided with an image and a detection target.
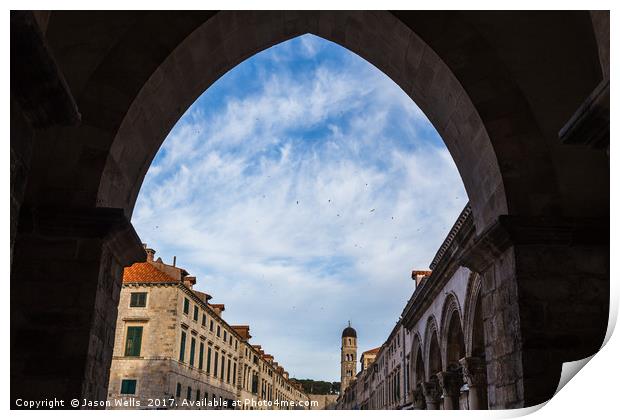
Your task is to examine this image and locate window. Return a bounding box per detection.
[124,326,143,357]
[196,389,200,401]
[223,330,227,341]
[189,337,196,366]
[183,298,190,314]
[226,358,231,383]
[198,341,205,370]
[202,314,206,327]
[233,362,237,385]
[252,373,259,394]
[193,306,199,322]
[129,292,147,307]
[210,320,214,332]
[179,331,187,362]
[187,386,192,401]
[214,351,219,378]
[216,325,221,337]
[220,354,225,379]
[120,379,136,395]
[207,346,212,374]
[176,382,182,398]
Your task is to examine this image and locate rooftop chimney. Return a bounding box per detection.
[210,303,225,316]
[143,244,156,262]
[232,325,252,341]
[184,276,196,289]
[412,270,432,286]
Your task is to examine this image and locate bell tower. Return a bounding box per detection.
[340,321,357,394]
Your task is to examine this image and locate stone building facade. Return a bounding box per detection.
[336,204,508,410]
[107,246,310,410]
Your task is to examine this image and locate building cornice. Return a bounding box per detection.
[401,205,475,329]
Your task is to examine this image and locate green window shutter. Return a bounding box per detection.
[183,298,190,314]
[198,342,204,370]
[233,363,237,385]
[193,306,199,321]
[187,386,192,400]
[179,331,186,362]
[207,347,212,373]
[220,355,225,378]
[120,379,137,394]
[124,326,143,357]
[176,382,181,398]
[189,337,196,367]
[214,351,219,378]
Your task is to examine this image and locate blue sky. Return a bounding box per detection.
[132,34,467,381]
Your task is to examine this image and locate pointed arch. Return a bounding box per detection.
[463,272,484,357]
[423,315,442,380]
[410,332,425,389]
[440,292,465,370]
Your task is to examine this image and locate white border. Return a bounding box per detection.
[3,2,617,419]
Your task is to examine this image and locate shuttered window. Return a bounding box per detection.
[179,331,187,362]
[214,351,219,378]
[120,379,137,394]
[189,337,196,367]
[198,342,205,370]
[124,326,143,357]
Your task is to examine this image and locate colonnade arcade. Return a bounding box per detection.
[410,274,487,410]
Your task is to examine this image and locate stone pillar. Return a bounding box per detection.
[421,378,441,410]
[10,11,80,265]
[461,216,608,408]
[412,388,425,409]
[437,370,462,410]
[460,357,487,410]
[11,207,145,408]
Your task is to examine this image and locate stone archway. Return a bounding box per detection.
[11,10,609,409]
[422,317,442,410]
[410,334,426,409]
[438,294,466,410]
[462,273,489,409]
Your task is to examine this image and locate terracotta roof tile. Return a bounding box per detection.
[123,261,179,284]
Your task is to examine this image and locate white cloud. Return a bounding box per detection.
[132,35,467,381]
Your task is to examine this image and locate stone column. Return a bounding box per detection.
[412,388,425,409]
[11,207,144,408]
[421,377,441,410]
[461,216,608,408]
[437,370,462,410]
[10,11,81,265]
[460,357,487,410]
